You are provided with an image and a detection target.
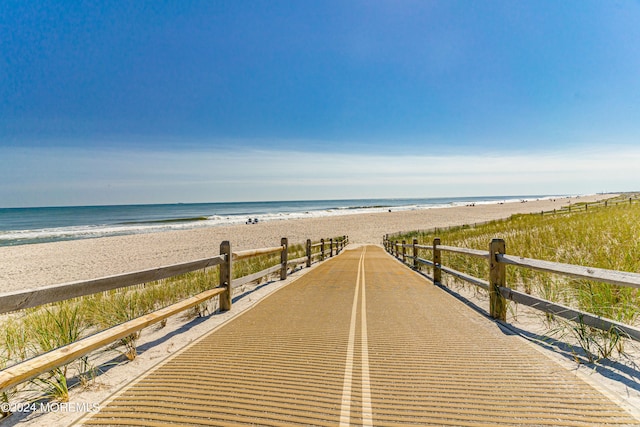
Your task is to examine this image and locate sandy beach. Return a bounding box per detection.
[0,194,613,293]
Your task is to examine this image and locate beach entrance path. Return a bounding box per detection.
[80,246,639,426]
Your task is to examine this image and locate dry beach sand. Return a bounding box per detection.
[2,193,640,426]
[0,194,611,292]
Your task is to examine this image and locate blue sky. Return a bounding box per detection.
[1,1,639,207]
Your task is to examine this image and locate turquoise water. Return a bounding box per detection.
[0,195,556,246]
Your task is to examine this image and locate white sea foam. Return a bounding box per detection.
[0,195,572,246]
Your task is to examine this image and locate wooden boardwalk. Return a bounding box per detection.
[80,246,639,426]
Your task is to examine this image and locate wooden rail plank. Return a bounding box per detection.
[499,287,640,342]
[415,257,434,268]
[232,265,281,289]
[288,255,308,265]
[0,287,225,394]
[414,244,432,251]
[233,246,284,260]
[0,256,225,315]
[497,254,640,289]
[437,245,490,259]
[441,266,490,290]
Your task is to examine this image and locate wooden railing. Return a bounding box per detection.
[382,236,640,343]
[537,194,638,216]
[384,193,640,239]
[0,235,348,394]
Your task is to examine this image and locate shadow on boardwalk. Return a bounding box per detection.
[409,262,640,407]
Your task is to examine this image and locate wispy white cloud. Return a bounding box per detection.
[1,144,638,207]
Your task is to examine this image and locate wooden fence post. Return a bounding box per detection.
[433,238,441,284]
[394,240,398,258]
[412,238,418,269]
[401,240,406,263]
[280,237,288,280]
[306,239,312,267]
[321,239,325,260]
[219,241,232,311]
[330,238,334,257]
[489,239,507,321]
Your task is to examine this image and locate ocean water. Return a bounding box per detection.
[0,195,557,246]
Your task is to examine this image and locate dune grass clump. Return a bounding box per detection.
[84,291,146,361]
[233,253,282,280]
[2,317,30,363]
[24,301,91,400]
[391,196,640,361]
[0,302,94,402]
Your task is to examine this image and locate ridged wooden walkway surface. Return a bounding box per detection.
[81,246,639,426]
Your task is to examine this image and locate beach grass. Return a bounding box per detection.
[390,194,640,361]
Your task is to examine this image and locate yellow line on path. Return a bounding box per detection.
[339,248,361,426]
[339,247,372,427]
[360,247,373,426]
